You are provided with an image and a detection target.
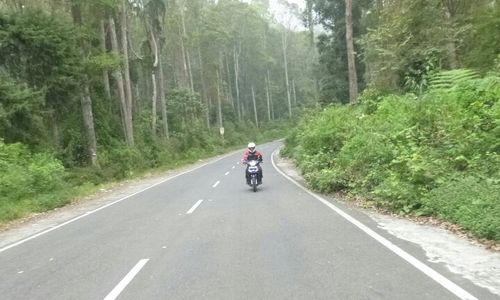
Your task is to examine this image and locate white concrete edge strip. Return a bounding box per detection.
[104,258,149,300]
[212,181,220,188]
[187,200,204,214]
[0,151,237,253]
[271,148,478,300]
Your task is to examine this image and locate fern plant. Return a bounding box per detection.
[428,69,479,90]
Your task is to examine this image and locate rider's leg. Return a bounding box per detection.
[245,168,251,185]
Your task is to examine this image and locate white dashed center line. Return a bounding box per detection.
[187,200,204,214]
[212,181,220,188]
[104,259,149,300]
[225,172,230,175]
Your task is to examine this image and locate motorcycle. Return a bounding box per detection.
[246,160,262,192]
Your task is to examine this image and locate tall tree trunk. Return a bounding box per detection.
[179,25,190,89]
[146,12,169,139]
[282,30,292,117]
[251,86,259,128]
[109,14,133,146]
[121,0,134,144]
[151,71,157,137]
[49,110,60,149]
[292,79,297,105]
[186,47,194,92]
[306,0,315,46]
[71,1,98,166]
[268,70,275,120]
[265,72,271,122]
[345,0,359,104]
[180,0,194,92]
[233,44,241,121]
[225,52,235,112]
[197,45,210,129]
[216,70,223,130]
[81,82,98,166]
[158,55,169,139]
[444,4,459,68]
[148,22,159,138]
[100,18,112,100]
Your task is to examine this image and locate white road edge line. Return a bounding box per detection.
[187,200,204,214]
[225,172,230,175]
[271,148,478,300]
[212,181,220,188]
[0,150,240,253]
[104,259,149,300]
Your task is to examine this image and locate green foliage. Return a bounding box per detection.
[98,144,147,179]
[311,0,368,103]
[359,0,448,93]
[0,140,66,223]
[0,10,85,158]
[0,11,82,106]
[87,53,123,74]
[286,74,500,240]
[167,88,207,133]
[423,176,500,240]
[0,76,46,146]
[461,4,500,72]
[427,69,480,91]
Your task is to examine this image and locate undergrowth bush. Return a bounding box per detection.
[285,74,500,240]
[0,140,65,222]
[423,176,500,240]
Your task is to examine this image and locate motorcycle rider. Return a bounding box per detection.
[242,142,263,185]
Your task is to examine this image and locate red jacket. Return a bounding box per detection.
[242,149,263,164]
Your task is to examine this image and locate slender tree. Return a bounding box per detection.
[216,70,223,130]
[345,0,358,103]
[121,0,134,137]
[100,18,112,100]
[70,0,98,166]
[265,72,271,121]
[251,85,259,127]
[109,11,133,145]
[233,43,242,121]
[180,0,194,92]
[282,30,292,117]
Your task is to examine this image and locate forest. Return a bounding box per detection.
[0,0,499,241]
[0,0,316,223]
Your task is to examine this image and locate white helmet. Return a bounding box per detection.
[248,142,256,153]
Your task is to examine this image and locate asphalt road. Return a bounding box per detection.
[0,141,497,299]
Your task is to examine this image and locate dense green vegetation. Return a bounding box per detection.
[284,73,500,240]
[281,0,500,241]
[0,0,313,224]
